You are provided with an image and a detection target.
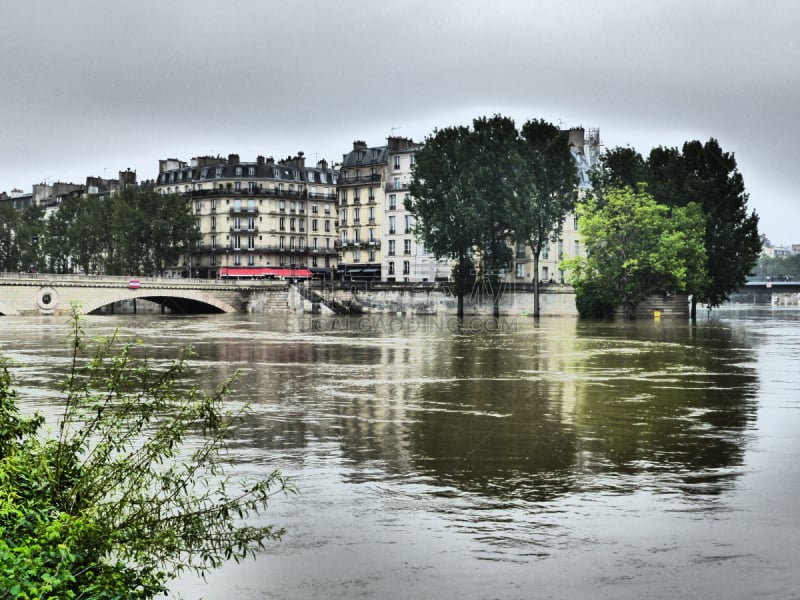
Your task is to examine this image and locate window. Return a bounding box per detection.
[324,203,331,214]
[247,254,255,266]
[368,206,375,224]
[354,229,361,243]
[368,228,376,242]
[574,240,580,257]
[353,207,360,224]
[404,239,411,254]
[312,203,318,214]
[393,176,400,189]
[388,215,396,234]
[312,219,318,231]
[368,187,375,201]
[247,216,255,230]
[340,189,347,203]
[233,236,241,250]
[389,194,397,210]
[195,200,201,213]
[211,198,217,212]
[248,182,255,193]
[558,239,564,260]
[233,199,242,212]
[403,260,410,275]
[405,215,413,234]
[290,218,296,231]
[247,199,256,212]
[211,216,216,231]
[235,167,243,176]
[324,220,330,232]
[211,235,217,250]
[393,155,400,169]
[279,199,285,211]
[312,256,318,267]
[542,266,549,281]
[542,243,549,259]
[299,219,305,232]
[248,236,255,250]
[313,237,319,250]
[388,261,395,275]
[340,209,347,225]
[248,166,255,176]
[279,217,286,231]
[234,181,241,191]
[574,215,579,231]
[233,254,241,266]
[279,236,285,250]
[388,240,396,255]
[369,250,375,262]
[290,201,296,212]
[290,237,296,250]
[516,263,525,278]
[353,249,361,263]
[341,230,348,244]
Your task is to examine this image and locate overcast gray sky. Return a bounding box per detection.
[2,0,798,244]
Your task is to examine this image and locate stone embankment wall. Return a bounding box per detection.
[614,293,690,320]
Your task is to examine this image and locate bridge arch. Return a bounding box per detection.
[81,289,237,315]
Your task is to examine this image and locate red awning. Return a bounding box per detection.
[220,267,313,278]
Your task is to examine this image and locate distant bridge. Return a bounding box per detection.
[731,280,800,304]
[0,273,292,316]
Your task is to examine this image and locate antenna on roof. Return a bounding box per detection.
[390,126,402,136]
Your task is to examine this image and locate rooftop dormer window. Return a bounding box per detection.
[235,166,243,176]
[216,167,223,178]
[248,166,255,176]
[201,168,208,179]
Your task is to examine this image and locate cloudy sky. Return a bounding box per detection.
[2,0,798,244]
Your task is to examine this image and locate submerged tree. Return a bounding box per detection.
[0,308,291,598]
[592,139,762,319]
[510,119,579,317]
[408,124,483,317]
[566,186,706,319]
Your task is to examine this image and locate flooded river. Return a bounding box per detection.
[2,306,799,599]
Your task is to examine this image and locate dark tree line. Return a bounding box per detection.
[0,188,199,276]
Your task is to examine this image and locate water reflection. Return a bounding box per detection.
[3,309,790,599]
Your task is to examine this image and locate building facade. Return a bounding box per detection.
[155,153,338,279]
[337,137,449,282]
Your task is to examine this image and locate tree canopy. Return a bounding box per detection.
[590,138,761,317]
[565,186,707,319]
[408,115,579,317]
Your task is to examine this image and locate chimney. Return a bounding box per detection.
[228,153,240,165]
[317,158,329,171]
[257,155,265,165]
[353,140,368,151]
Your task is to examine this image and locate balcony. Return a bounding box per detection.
[229,206,259,215]
[385,182,410,192]
[229,226,259,233]
[338,173,382,186]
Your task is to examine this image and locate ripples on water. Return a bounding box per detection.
[2,306,799,599]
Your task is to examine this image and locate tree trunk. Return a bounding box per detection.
[493,291,500,318]
[532,248,541,319]
[690,296,698,322]
[457,293,464,319]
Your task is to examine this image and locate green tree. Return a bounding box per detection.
[408,124,484,317]
[0,309,291,598]
[588,146,647,202]
[663,139,762,317]
[509,119,579,317]
[566,186,707,319]
[15,205,46,273]
[595,139,762,318]
[0,205,20,271]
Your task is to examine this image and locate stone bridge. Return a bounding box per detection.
[0,273,292,316]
